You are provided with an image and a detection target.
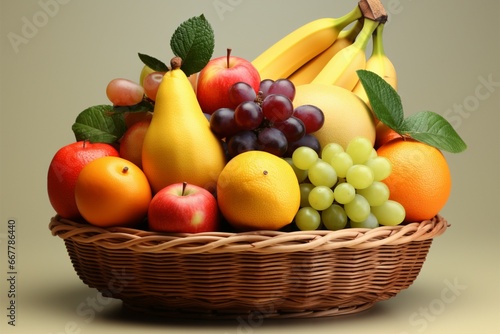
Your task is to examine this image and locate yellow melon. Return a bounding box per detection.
[293,83,376,149]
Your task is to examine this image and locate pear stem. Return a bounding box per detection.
[182,182,187,196]
[170,57,182,70]
[226,48,232,68]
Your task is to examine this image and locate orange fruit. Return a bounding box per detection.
[47,141,119,219]
[75,156,152,227]
[376,138,451,222]
[374,122,402,149]
[217,151,300,231]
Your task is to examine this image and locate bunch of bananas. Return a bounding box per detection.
[251,0,397,109]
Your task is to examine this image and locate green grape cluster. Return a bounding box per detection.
[286,136,406,231]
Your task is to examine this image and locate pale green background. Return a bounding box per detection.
[1,0,499,333]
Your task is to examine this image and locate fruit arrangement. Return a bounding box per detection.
[47,0,466,235]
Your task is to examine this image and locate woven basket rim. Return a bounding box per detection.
[49,215,448,254]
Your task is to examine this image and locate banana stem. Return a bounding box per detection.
[371,23,385,56]
[358,0,388,23]
[338,18,364,41]
[353,18,379,51]
[333,5,363,31]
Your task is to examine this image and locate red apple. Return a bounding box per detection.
[47,141,119,219]
[123,111,153,128]
[148,182,219,233]
[119,119,151,169]
[196,49,261,114]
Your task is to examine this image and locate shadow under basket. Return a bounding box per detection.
[49,215,448,319]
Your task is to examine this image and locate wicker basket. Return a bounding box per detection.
[49,214,448,319]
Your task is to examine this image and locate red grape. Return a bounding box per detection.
[259,79,274,98]
[268,78,295,101]
[234,101,264,131]
[143,72,164,101]
[227,131,258,158]
[261,94,294,123]
[229,82,257,108]
[106,78,144,106]
[210,108,239,139]
[257,127,288,157]
[273,116,305,142]
[293,104,325,133]
[285,134,321,157]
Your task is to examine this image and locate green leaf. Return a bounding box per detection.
[138,53,169,72]
[357,69,467,153]
[72,105,127,144]
[401,111,467,153]
[170,14,215,76]
[357,69,405,131]
[113,99,154,114]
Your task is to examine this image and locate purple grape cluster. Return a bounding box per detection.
[209,79,325,159]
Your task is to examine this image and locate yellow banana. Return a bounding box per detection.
[352,22,397,110]
[287,19,363,86]
[251,6,362,81]
[311,17,379,91]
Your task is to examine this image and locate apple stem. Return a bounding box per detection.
[182,181,187,196]
[122,166,129,174]
[226,48,232,68]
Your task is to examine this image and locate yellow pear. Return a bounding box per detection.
[142,58,227,194]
